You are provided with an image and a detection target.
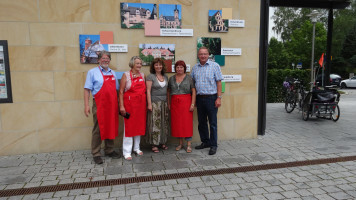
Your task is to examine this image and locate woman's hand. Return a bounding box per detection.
[189,104,194,112]
[120,106,126,116]
[148,104,152,111]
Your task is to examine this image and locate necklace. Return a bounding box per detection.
[131,70,139,78]
[156,74,164,82]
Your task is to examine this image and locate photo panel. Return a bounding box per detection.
[121,3,157,29]
[159,4,182,29]
[79,35,105,64]
[208,10,229,32]
[139,44,175,67]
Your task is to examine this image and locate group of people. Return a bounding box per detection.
[84,47,223,164]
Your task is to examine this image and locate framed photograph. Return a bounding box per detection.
[0,40,13,103]
[79,34,105,64]
[208,10,228,32]
[139,44,175,66]
[159,4,182,29]
[121,3,157,29]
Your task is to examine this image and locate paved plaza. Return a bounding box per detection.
[0,89,356,200]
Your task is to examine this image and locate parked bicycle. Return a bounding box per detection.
[283,77,307,113]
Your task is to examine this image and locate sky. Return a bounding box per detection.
[159,4,182,19]
[269,7,280,41]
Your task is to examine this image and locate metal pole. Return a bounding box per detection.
[311,22,316,90]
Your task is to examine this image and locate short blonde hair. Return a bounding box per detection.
[129,56,142,68]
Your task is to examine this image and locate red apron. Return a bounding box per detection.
[94,67,119,140]
[170,94,193,138]
[123,71,147,137]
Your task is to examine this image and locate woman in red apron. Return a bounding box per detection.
[167,60,196,153]
[119,56,146,160]
[84,51,120,165]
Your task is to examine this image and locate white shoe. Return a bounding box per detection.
[123,154,132,160]
[134,149,143,156]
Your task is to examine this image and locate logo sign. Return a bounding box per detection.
[228,20,245,27]
[160,29,193,37]
[108,44,128,52]
[221,48,242,56]
[222,75,242,82]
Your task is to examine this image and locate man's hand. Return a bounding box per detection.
[84,105,90,117]
[215,98,221,108]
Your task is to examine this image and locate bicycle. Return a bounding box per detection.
[283,78,306,113]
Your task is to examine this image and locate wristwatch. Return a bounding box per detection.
[218,96,222,99]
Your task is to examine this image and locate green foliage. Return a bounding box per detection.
[268,37,291,69]
[121,23,128,29]
[130,23,144,29]
[267,69,311,103]
[199,37,221,55]
[272,8,328,42]
[285,21,327,69]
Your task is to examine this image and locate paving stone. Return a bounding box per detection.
[74,195,90,200]
[222,190,240,198]
[130,194,150,200]
[194,158,222,166]
[164,160,194,170]
[263,192,285,200]
[149,192,166,199]
[22,194,40,200]
[205,192,223,199]
[165,191,182,198]
[54,191,70,198]
[187,194,207,200]
[134,163,165,172]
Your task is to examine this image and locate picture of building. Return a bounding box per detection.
[159,4,182,29]
[79,35,104,64]
[139,44,175,66]
[121,3,157,29]
[208,10,228,32]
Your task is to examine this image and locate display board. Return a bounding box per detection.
[0,40,13,103]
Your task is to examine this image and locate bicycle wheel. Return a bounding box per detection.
[285,92,296,113]
[302,104,309,121]
[331,105,340,122]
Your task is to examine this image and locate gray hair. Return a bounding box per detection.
[129,56,142,68]
[198,46,210,54]
[97,51,111,60]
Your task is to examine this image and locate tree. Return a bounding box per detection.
[272,7,328,42]
[268,37,290,69]
[285,21,327,69]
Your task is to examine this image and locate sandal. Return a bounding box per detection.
[176,145,183,151]
[134,149,143,156]
[186,146,192,153]
[124,154,132,160]
[152,146,160,153]
[159,144,168,150]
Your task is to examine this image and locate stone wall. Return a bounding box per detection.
[0,0,260,155]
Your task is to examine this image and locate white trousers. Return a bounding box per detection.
[122,126,141,156]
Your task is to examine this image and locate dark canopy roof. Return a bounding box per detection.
[270,0,351,9]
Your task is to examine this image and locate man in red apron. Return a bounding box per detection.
[84,51,120,164]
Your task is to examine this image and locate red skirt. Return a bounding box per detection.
[170,94,193,138]
[123,93,147,137]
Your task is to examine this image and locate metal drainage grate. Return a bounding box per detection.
[1,155,356,197]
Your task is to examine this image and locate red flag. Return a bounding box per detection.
[319,53,324,67]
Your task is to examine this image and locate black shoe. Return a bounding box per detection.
[195,143,211,150]
[209,147,217,155]
[93,156,103,164]
[105,151,121,159]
